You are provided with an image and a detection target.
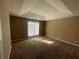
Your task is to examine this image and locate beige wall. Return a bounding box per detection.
[0,0,11,59]
[46,16,79,45]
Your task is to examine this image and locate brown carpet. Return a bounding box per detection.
[10,37,79,59]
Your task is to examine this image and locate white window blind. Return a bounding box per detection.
[28,21,39,36]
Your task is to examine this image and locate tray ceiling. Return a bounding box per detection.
[5,0,79,21]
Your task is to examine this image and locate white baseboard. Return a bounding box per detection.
[46,36,79,47]
[8,46,12,59]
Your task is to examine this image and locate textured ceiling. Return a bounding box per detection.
[5,0,79,21]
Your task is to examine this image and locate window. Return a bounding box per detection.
[28,21,39,37]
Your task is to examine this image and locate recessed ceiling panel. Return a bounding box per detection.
[5,0,79,21]
[29,0,73,20]
[46,0,73,15]
[29,0,58,17]
[61,0,79,16]
[21,0,39,14]
[6,0,24,15]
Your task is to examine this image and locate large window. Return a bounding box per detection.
[28,21,39,37]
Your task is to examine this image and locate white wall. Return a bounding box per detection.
[0,0,11,59]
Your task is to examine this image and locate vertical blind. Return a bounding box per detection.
[28,21,39,36]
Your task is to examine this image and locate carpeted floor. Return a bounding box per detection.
[10,37,79,59]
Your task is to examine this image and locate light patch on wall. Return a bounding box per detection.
[0,17,4,59]
[32,38,54,44]
[0,17,2,40]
